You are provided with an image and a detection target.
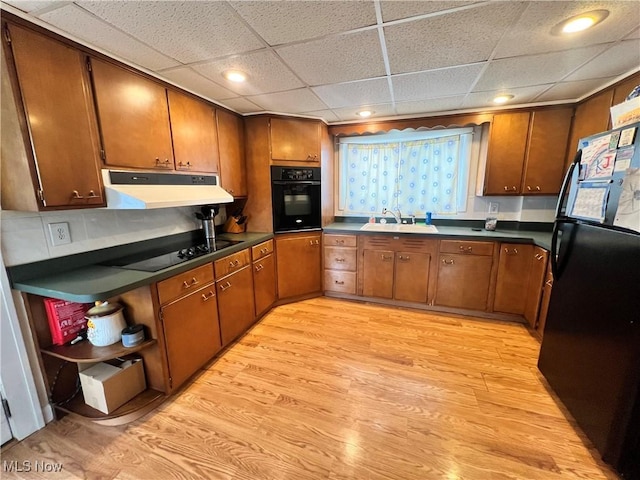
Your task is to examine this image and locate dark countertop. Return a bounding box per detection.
[9,232,273,303]
[323,222,553,250]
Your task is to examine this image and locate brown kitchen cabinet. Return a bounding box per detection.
[252,240,276,317]
[159,282,221,392]
[2,23,105,210]
[217,109,247,196]
[523,247,549,328]
[217,260,256,346]
[275,232,322,299]
[493,243,534,315]
[394,252,431,303]
[324,234,357,295]
[90,57,175,171]
[167,90,219,173]
[536,260,554,339]
[270,117,321,164]
[565,89,614,166]
[435,240,495,311]
[362,249,395,299]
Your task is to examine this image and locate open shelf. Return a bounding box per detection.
[41,339,157,363]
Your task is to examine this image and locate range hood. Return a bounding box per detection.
[102,170,233,209]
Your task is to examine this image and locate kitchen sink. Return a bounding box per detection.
[359,223,439,234]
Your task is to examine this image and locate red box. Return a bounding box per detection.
[44,298,90,345]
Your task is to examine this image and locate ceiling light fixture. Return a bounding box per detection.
[224,70,247,83]
[493,94,514,105]
[551,9,609,35]
[357,110,373,118]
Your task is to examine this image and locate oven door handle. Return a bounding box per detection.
[272,180,321,186]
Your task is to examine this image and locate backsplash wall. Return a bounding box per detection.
[1,206,227,266]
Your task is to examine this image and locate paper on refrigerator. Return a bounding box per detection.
[614,168,640,233]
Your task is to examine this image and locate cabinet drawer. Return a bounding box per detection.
[324,234,357,247]
[251,239,274,261]
[214,248,250,278]
[324,246,357,271]
[324,270,356,294]
[157,263,214,305]
[440,240,494,256]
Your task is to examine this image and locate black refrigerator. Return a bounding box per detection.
[538,121,640,478]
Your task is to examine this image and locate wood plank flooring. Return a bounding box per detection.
[2,297,619,479]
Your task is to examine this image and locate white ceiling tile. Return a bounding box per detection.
[627,27,640,40]
[39,4,179,71]
[494,1,640,59]
[384,2,526,74]
[395,96,465,115]
[299,109,341,123]
[380,1,478,22]
[332,103,397,122]
[246,89,327,114]
[159,68,237,100]
[77,1,264,63]
[474,44,609,91]
[462,85,552,109]
[220,97,262,114]
[193,50,303,96]
[229,0,377,45]
[277,30,386,85]
[312,78,391,109]
[564,40,640,82]
[3,0,64,13]
[536,78,616,102]
[392,64,484,102]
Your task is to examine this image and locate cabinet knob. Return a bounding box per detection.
[72,190,84,199]
[504,247,519,255]
[201,291,215,301]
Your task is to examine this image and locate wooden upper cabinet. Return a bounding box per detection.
[5,24,104,209]
[167,90,218,173]
[90,57,174,170]
[611,73,640,117]
[484,112,531,195]
[216,109,247,196]
[270,117,321,163]
[566,89,614,166]
[522,107,573,195]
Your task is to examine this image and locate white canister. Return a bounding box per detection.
[85,301,126,347]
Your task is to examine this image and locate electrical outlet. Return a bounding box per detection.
[48,222,71,246]
[488,202,500,215]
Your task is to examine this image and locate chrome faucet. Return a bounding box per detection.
[382,207,402,224]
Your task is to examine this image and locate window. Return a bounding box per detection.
[338,128,474,216]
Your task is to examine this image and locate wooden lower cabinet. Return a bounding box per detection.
[160,283,221,391]
[524,247,549,328]
[435,253,493,311]
[324,234,357,294]
[394,252,430,303]
[217,265,256,346]
[276,232,322,299]
[493,243,534,315]
[362,249,395,298]
[253,253,276,317]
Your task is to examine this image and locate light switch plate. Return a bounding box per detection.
[48,222,71,246]
[488,202,500,215]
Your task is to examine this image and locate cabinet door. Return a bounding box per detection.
[484,112,530,195]
[524,247,549,328]
[160,284,221,391]
[362,249,394,299]
[493,244,534,315]
[522,108,572,195]
[7,25,104,208]
[90,57,174,170]
[566,90,614,166]
[394,252,430,303]
[536,263,553,339]
[435,254,493,310]
[217,266,256,346]
[167,90,218,173]
[216,109,247,196]
[276,233,322,299]
[270,118,320,163]
[253,253,276,317]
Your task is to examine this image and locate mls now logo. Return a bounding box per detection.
[3,460,63,473]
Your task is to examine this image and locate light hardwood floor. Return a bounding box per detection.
[2,297,619,479]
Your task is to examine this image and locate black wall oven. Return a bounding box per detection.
[271,166,321,233]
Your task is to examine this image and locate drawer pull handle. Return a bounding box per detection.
[177,161,192,169]
[545,280,553,287]
[201,291,215,301]
[336,239,345,244]
[229,259,241,268]
[335,258,346,262]
[527,185,541,191]
[535,253,544,260]
[182,277,198,288]
[87,190,99,198]
[459,245,473,252]
[72,190,84,199]
[260,248,268,254]
[219,281,232,292]
[398,255,410,261]
[504,247,518,255]
[381,255,393,261]
[442,259,455,265]
[155,158,172,168]
[335,280,345,285]
[255,264,264,272]
[309,239,320,246]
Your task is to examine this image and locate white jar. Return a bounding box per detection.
[85,302,126,347]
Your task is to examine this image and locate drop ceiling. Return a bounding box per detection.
[2,1,639,124]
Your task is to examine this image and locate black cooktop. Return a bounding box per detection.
[101,239,242,272]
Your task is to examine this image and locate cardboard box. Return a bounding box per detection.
[79,358,146,414]
[610,96,640,129]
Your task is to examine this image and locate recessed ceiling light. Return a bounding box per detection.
[224,70,247,83]
[493,95,514,105]
[551,9,609,35]
[357,110,373,118]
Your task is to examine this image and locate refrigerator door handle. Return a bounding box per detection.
[555,149,582,218]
